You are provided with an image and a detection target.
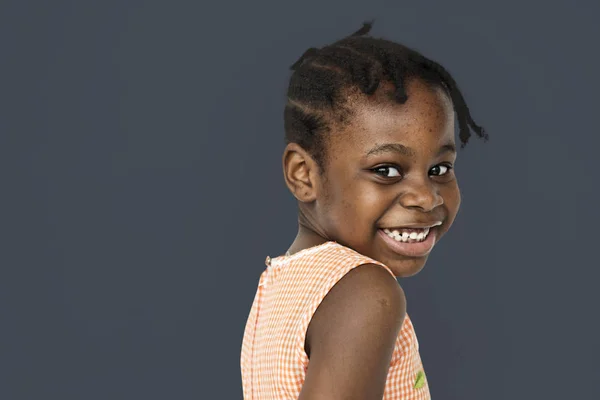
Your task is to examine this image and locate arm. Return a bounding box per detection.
[298,263,406,400]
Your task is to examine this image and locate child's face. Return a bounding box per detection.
[317,79,460,277]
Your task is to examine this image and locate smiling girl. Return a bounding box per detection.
[241,21,488,400]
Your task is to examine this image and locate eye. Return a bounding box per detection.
[372,166,402,178]
[430,163,453,176]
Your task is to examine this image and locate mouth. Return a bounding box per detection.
[382,226,432,242]
[377,225,440,258]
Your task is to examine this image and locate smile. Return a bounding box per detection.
[377,226,439,258]
[383,227,430,243]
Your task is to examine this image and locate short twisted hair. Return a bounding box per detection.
[284,21,488,172]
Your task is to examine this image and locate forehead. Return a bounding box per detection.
[330,79,455,157]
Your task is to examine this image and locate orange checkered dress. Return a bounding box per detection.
[240,241,431,399]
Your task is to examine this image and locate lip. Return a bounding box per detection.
[378,226,438,258]
[382,221,442,230]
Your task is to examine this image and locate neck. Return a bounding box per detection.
[286,213,330,256]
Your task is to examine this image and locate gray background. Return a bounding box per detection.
[1,0,598,399]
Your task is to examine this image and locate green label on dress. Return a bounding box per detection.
[414,370,425,389]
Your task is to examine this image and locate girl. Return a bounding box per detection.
[241,21,488,399]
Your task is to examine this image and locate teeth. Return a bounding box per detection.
[383,228,430,243]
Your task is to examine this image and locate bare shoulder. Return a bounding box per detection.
[300,263,406,400]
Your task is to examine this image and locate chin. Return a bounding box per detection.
[387,257,429,278]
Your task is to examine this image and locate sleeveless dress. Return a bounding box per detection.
[240,241,431,399]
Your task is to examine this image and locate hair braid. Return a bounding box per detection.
[284,21,487,171]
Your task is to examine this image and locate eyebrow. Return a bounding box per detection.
[365,142,456,158]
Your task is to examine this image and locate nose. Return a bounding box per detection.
[398,177,443,212]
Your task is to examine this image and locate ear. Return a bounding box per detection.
[282,143,320,203]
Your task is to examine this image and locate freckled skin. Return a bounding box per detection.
[283,78,461,277]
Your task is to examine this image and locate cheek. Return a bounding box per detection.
[332,183,366,219]
[357,188,392,221]
[322,180,380,230]
[318,179,354,227]
[339,183,392,236]
[443,181,461,217]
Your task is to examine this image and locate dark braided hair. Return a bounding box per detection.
[284,21,488,173]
